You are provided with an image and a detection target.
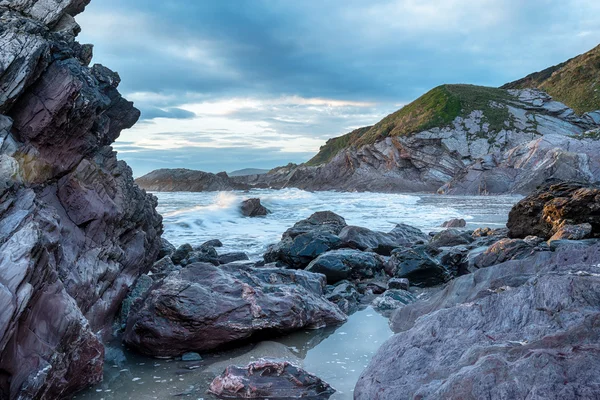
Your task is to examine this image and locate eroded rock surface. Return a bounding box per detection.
[0,3,162,398]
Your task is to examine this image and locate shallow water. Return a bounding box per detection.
[78,189,520,399]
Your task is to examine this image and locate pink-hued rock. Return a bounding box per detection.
[0,2,162,398]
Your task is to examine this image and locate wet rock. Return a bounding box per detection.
[357,243,600,400]
[507,181,600,239]
[123,263,346,357]
[171,243,193,264]
[158,237,176,259]
[325,280,361,315]
[430,229,474,248]
[305,249,384,283]
[241,198,270,217]
[282,211,347,239]
[209,360,335,399]
[472,238,551,269]
[338,223,427,255]
[437,245,470,276]
[264,231,343,269]
[388,278,410,291]
[441,218,466,228]
[549,223,592,242]
[388,223,430,246]
[202,239,223,248]
[150,256,179,279]
[372,289,416,315]
[219,252,250,264]
[385,245,450,287]
[118,275,154,328]
[358,280,388,295]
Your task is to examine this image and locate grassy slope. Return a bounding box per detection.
[308,84,517,165]
[502,44,600,114]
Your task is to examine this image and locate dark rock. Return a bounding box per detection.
[219,252,250,264]
[305,249,384,283]
[372,289,416,315]
[264,231,343,269]
[0,5,163,398]
[472,238,551,269]
[150,256,180,279]
[441,218,466,228]
[388,278,410,291]
[135,168,249,192]
[202,239,223,248]
[356,242,600,400]
[123,263,346,356]
[184,246,219,266]
[437,245,470,276]
[338,223,427,255]
[209,360,335,399]
[282,211,347,239]
[118,274,154,329]
[430,228,474,248]
[507,181,600,239]
[240,198,270,217]
[358,280,388,295]
[385,245,450,287]
[549,223,592,241]
[171,243,193,265]
[181,352,202,362]
[325,280,361,315]
[158,238,176,259]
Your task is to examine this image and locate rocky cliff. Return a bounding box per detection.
[0,1,162,399]
[135,168,249,192]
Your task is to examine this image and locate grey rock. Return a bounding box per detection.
[441,218,466,228]
[430,228,474,248]
[219,252,250,264]
[372,289,416,315]
[339,223,427,255]
[135,168,249,192]
[150,256,179,278]
[325,280,361,315]
[472,238,550,269]
[171,243,193,265]
[385,245,451,287]
[240,198,270,217]
[305,249,384,283]
[549,223,592,242]
[387,277,410,291]
[158,237,176,259]
[202,239,223,248]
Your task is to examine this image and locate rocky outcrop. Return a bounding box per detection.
[209,360,335,399]
[338,224,428,255]
[305,249,385,283]
[135,168,249,192]
[240,198,270,217]
[0,2,162,398]
[507,181,600,239]
[122,263,346,357]
[356,242,600,400]
[441,218,466,228]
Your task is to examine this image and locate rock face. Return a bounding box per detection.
[0,2,162,399]
[123,263,346,357]
[209,360,335,399]
[135,168,249,192]
[507,181,600,239]
[355,242,600,400]
[240,198,270,217]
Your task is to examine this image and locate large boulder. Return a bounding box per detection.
[0,4,162,398]
[240,198,270,217]
[209,360,335,399]
[472,238,550,269]
[507,181,600,239]
[123,263,346,357]
[385,245,451,287]
[325,280,361,315]
[430,228,474,248]
[441,218,466,228]
[338,223,427,255]
[305,249,385,283]
[356,242,600,400]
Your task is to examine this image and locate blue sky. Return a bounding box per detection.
[77,0,600,176]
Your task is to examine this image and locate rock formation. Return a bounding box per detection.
[135,168,249,192]
[0,2,162,398]
[240,198,270,217]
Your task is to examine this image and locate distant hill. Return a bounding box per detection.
[228,168,270,177]
[502,44,600,114]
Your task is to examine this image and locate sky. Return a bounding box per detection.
[77,0,600,177]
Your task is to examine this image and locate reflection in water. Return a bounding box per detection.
[76,308,391,400]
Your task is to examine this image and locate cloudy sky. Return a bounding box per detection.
[77,0,600,176]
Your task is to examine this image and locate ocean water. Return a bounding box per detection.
[157,188,520,259]
[78,189,520,400]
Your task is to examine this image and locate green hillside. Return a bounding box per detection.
[502,44,600,114]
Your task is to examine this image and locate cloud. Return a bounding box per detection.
[76,0,600,175]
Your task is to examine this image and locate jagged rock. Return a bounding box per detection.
[158,237,176,259]
[437,245,470,276]
[202,239,223,248]
[240,198,270,217]
[385,245,450,287]
[387,277,410,291]
[209,360,335,399]
[325,280,360,315]
[507,181,600,239]
[548,223,592,242]
[150,256,179,279]
[441,218,466,228]
[472,238,550,269]
[305,249,384,283]
[0,3,162,398]
[123,263,346,357]
[430,228,474,248]
[171,243,193,265]
[118,274,153,328]
[338,223,427,255]
[356,242,600,400]
[135,168,249,192]
[219,252,250,264]
[282,211,347,238]
[372,289,416,315]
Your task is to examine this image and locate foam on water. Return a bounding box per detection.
[156,188,520,259]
